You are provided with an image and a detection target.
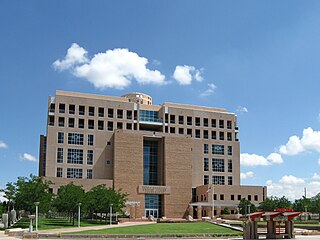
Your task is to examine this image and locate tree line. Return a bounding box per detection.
[0,175,127,225]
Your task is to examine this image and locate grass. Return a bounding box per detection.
[11,217,109,230]
[72,222,241,235]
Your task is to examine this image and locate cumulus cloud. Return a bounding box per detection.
[266,174,318,200]
[53,44,166,89]
[240,171,254,179]
[240,152,283,167]
[173,65,203,85]
[200,83,217,97]
[0,188,8,202]
[236,106,248,113]
[279,128,320,155]
[20,153,37,162]
[53,43,89,71]
[0,140,8,149]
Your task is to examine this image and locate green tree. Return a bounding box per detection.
[53,182,84,225]
[2,182,16,211]
[239,198,256,215]
[259,196,292,211]
[309,193,320,220]
[293,196,311,212]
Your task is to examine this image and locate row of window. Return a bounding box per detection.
[204,144,233,156]
[52,103,137,120]
[58,132,94,145]
[57,148,94,165]
[197,193,259,202]
[204,158,233,172]
[56,167,92,179]
[203,175,233,185]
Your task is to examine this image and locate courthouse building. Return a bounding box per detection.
[39,90,266,219]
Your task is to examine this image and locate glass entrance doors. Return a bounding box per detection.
[145,209,158,218]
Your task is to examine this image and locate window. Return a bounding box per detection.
[107,141,111,146]
[231,194,235,201]
[106,160,111,164]
[140,110,162,122]
[88,135,94,146]
[211,119,216,128]
[49,103,55,113]
[69,104,75,114]
[212,158,224,172]
[88,119,94,129]
[107,121,113,131]
[254,195,258,201]
[68,133,84,145]
[204,158,209,171]
[248,195,252,201]
[87,169,93,179]
[126,123,132,130]
[58,132,64,144]
[204,175,209,185]
[79,105,85,115]
[219,132,224,140]
[238,195,241,200]
[220,194,224,200]
[227,120,232,129]
[58,117,65,127]
[108,108,114,118]
[117,109,123,119]
[67,149,83,164]
[179,115,184,124]
[170,127,175,133]
[49,116,54,126]
[67,168,83,179]
[187,129,192,137]
[57,168,63,178]
[68,118,75,128]
[213,176,225,185]
[228,146,232,156]
[78,119,84,128]
[195,129,200,138]
[134,110,138,120]
[227,132,232,141]
[87,150,93,165]
[165,113,168,123]
[212,144,224,155]
[211,131,216,140]
[228,176,233,185]
[204,144,209,154]
[117,122,123,129]
[187,116,192,125]
[57,148,63,163]
[98,120,104,130]
[89,106,95,116]
[179,128,184,134]
[214,194,217,200]
[98,107,104,117]
[203,118,208,127]
[228,159,232,173]
[195,117,200,126]
[127,110,132,120]
[219,119,224,128]
[203,130,208,139]
[134,123,137,130]
[59,103,65,113]
[170,114,175,124]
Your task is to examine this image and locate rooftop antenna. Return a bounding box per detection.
[304,187,307,198]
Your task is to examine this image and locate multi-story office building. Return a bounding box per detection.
[39,90,266,219]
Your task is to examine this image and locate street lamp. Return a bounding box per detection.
[34,202,40,231]
[110,203,113,225]
[78,203,82,228]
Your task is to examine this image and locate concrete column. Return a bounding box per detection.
[285,221,294,239]
[267,221,276,239]
[2,214,8,229]
[188,205,193,217]
[197,206,202,219]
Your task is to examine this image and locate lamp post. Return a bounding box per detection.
[78,203,82,228]
[109,203,113,225]
[34,202,40,231]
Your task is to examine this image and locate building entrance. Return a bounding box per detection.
[145,209,158,218]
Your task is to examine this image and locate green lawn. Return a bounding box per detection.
[72,222,241,235]
[11,217,108,230]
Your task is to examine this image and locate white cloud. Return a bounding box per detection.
[53,44,166,89]
[240,152,283,167]
[200,83,217,97]
[20,153,37,162]
[240,171,254,179]
[318,158,320,166]
[279,128,320,155]
[0,140,8,149]
[266,174,318,200]
[0,187,8,202]
[312,173,320,180]
[236,106,248,113]
[173,65,203,85]
[53,43,89,71]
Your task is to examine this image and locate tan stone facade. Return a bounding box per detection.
[39,90,266,219]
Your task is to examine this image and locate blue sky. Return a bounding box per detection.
[1,0,320,200]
